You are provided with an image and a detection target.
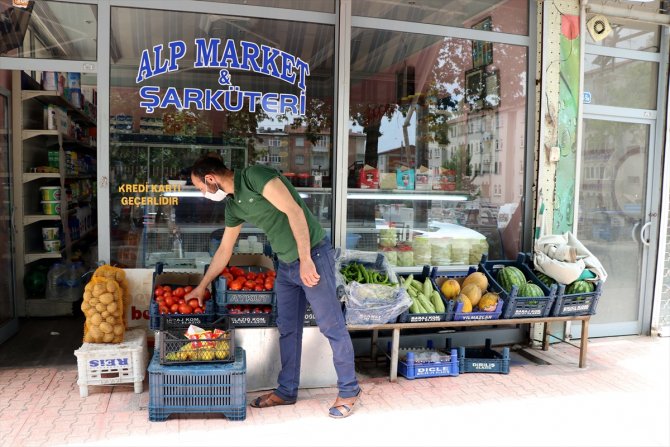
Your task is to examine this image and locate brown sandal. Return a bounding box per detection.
[250,392,296,408]
[328,389,362,418]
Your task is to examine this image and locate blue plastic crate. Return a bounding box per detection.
[478,253,557,319]
[385,340,459,379]
[216,308,275,327]
[158,316,235,366]
[149,299,216,331]
[430,267,503,321]
[396,266,455,323]
[398,348,459,379]
[519,254,603,317]
[550,282,602,317]
[148,347,247,422]
[212,257,276,308]
[150,263,216,330]
[456,338,510,374]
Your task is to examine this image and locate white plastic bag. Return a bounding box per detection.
[344,282,411,325]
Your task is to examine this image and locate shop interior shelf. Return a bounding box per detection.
[23,172,60,183]
[22,90,96,126]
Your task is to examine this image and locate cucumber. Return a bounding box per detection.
[423,277,433,299]
[417,292,435,313]
[431,290,445,313]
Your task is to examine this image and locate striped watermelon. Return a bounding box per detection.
[566,280,595,294]
[518,282,545,297]
[534,271,556,288]
[497,266,526,293]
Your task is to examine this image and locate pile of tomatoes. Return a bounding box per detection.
[220,266,276,292]
[154,284,211,315]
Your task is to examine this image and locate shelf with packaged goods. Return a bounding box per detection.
[23,214,61,226]
[24,252,63,264]
[21,90,96,127]
[23,172,60,183]
[346,188,470,202]
[21,129,96,151]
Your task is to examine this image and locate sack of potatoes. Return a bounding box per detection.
[81,266,127,343]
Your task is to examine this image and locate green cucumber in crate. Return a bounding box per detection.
[534,271,556,288]
[497,266,526,293]
[566,280,595,294]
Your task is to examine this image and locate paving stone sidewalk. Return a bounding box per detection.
[0,335,668,447]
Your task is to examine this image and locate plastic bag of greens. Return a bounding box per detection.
[344,282,412,325]
[335,249,397,289]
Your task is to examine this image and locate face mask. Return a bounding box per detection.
[203,179,227,202]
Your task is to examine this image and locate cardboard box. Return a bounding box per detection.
[358,164,379,189]
[227,253,275,271]
[380,173,397,190]
[415,166,432,190]
[396,167,415,190]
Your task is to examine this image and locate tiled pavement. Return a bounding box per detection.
[0,335,668,447]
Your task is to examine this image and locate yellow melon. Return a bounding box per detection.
[440,279,461,299]
[460,284,482,307]
[478,292,499,312]
[462,272,488,292]
[455,294,472,313]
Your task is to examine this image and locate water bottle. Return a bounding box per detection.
[46,262,67,300]
[63,262,84,302]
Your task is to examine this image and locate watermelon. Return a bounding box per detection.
[534,271,556,288]
[518,282,545,297]
[497,266,526,293]
[566,280,595,295]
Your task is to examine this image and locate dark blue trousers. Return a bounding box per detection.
[273,239,360,400]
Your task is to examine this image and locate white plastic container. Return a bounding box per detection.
[42,227,60,241]
[41,200,61,215]
[74,329,149,398]
[43,239,61,252]
[46,262,67,300]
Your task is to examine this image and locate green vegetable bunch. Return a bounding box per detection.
[340,262,393,285]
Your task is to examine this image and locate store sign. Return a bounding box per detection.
[136,39,310,115]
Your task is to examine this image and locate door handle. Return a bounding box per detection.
[640,221,651,247]
[631,221,640,243]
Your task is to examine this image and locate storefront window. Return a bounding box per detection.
[586,16,661,52]
[348,28,528,266]
[352,0,529,36]
[584,56,658,109]
[110,7,334,268]
[0,1,97,60]
[195,0,334,13]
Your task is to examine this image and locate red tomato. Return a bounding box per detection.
[204,289,212,300]
[154,287,164,297]
[264,279,274,290]
[188,298,199,309]
[170,303,179,313]
[178,304,192,314]
[173,287,185,298]
[178,298,185,305]
[184,285,193,294]
[222,267,230,274]
[159,306,169,314]
[229,281,242,291]
[256,273,266,281]
[155,296,164,304]
[222,273,234,284]
[162,285,172,293]
[230,267,245,277]
[267,271,276,278]
[242,287,251,291]
[244,280,256,289]
[246,272,257,280]
[193,307,204,314]
[164,296,174,307]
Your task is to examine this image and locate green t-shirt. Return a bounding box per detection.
[224,165,325,263]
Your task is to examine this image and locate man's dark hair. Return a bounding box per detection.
[191,154,228,181]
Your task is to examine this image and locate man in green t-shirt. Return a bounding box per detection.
[185,155,361,418]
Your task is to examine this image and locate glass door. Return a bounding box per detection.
[575,116,655,337]
[0,86,18,344]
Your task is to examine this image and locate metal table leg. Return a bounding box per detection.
[390,328,400,382]
[542,321,549,351]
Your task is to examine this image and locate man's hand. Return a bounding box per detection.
[184,285,208,307]
[300,257,320,287]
